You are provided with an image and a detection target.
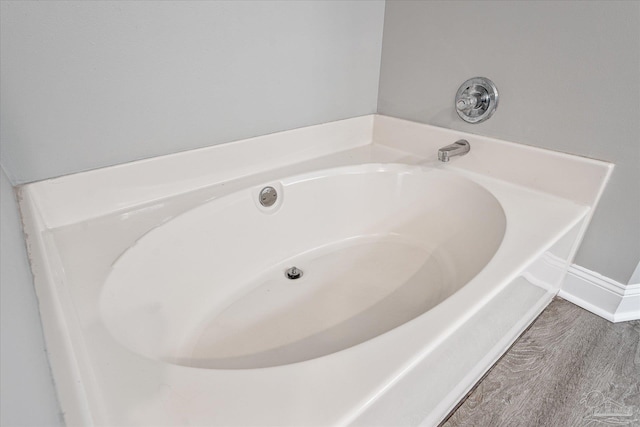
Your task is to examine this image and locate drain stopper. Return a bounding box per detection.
[285,266,303,280]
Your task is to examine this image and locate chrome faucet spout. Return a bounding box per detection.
[438,139,470,162]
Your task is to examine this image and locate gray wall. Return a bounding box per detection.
[378,1,640,284]
[0,0,385,183]
[1,167,62,427]
[0,2,384,425]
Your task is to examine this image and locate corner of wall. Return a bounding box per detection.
[374,0,387,116]
[0,167,63,426]
[628,261,640,286]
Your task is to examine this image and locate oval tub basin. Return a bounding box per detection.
[101,164,506,369]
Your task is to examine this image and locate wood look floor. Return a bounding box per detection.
[441,298,640,427]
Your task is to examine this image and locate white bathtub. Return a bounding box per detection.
[102,164,506,370]
[19,115,612,426]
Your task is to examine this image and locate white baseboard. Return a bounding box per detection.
[558,264,640,323]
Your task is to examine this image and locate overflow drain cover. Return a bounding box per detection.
[259,186,278,207]
[285,266,303,280]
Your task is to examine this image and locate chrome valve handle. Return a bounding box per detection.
[455,77,498,123]
[456,95,480,112]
